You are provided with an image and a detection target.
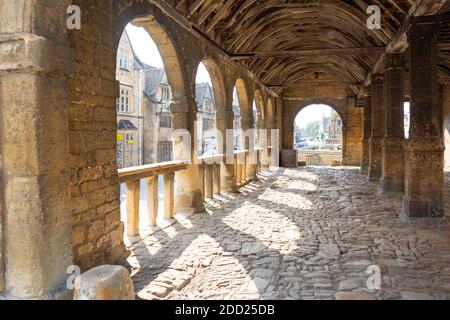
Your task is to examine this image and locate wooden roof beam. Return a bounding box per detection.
[230,47,386,60]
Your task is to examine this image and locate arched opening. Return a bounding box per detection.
[253,100,259,129]
[404,101,410,139]
[294,104,343,166]
[254,90,265,129]
[115,19,185,235]
[232,86,242,150]
[116,23,174,169]
[195,61,218,157]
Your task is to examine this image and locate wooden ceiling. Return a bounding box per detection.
[166,0,449,96]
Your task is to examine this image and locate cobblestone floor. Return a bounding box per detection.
[127,167,450,300]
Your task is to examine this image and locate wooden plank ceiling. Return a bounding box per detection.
[168,0,450,95]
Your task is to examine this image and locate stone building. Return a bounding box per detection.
[142,67,173,163]
[195,83,217,156]
[327,110,343,144]
[233,88,242,150]
[116,30,145,168]
[1,0,450,301]
[116,30,174,168]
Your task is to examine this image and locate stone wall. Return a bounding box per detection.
[343,98,364,166]
[68,0,127,271]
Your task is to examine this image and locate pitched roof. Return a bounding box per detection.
[144,68,165,96]
[195,83,215,107]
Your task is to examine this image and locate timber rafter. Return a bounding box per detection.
[156,0,449,96]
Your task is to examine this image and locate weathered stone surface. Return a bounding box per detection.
[74,265,135,300]
[126,168,450,300]
[335,292,376,300]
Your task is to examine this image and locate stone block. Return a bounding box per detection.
[74,265,135,300]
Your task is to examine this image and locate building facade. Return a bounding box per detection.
[116,30,174,168]
[116,30,144,168]
[196,83,217,156]
[327,110,343,144]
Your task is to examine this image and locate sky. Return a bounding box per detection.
[295,104,333,129]
[125,24,212,84]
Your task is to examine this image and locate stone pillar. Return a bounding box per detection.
[381,53,405,193]
[220,108,237,192]
[368,74,385,181]
[282,125,295,150]
[241,101,256,179]
[361,95,372,174]
[403,19,444,217]
[0,1,73,299]
[173,98,204,213]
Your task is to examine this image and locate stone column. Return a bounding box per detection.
[220,108,237,192]
[282,125,295,150]
[368,74,385,181]
[381,53,405,193]
[361,95,372,174]
[403,19,444,217]
[0,0,73,299]
[241,100,256,179]
[173,97,205,213]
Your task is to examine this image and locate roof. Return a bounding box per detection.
[118,119,138,130]
[195,83,215,108]
[144,67,165,97]
[176,1,450,97]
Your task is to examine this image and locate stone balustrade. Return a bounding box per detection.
[118,161,188,236]
[118,151,266,237]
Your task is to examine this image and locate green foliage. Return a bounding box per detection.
[305,121,320,139]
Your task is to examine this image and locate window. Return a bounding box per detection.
[158,142,173,162]
[118,49,129,70]
[203,119,214,131]
[159,114,172,128]
[118,89,130,113]
[162,86,170,101]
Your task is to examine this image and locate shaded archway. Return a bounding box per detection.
[194,61,220,156]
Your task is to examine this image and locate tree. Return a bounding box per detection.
[305,121,320,139]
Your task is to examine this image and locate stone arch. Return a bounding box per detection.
[282,99,347,155]
[116,4,187,107]
[289,100,346,129]
[234,78,251,129]
[194,58,228,152]
[266,98,275,130]
[66,1,190,271]
[194,59,227,115]
[254,89,265,128]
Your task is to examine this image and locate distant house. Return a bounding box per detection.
[116,30,173,168]
[233,89,242,150]
[116,30,145,169]
[326,110,343,145]
[142,67,173,164]
[196,83,217,156]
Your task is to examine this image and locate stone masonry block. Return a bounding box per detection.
[74,265,135,300]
